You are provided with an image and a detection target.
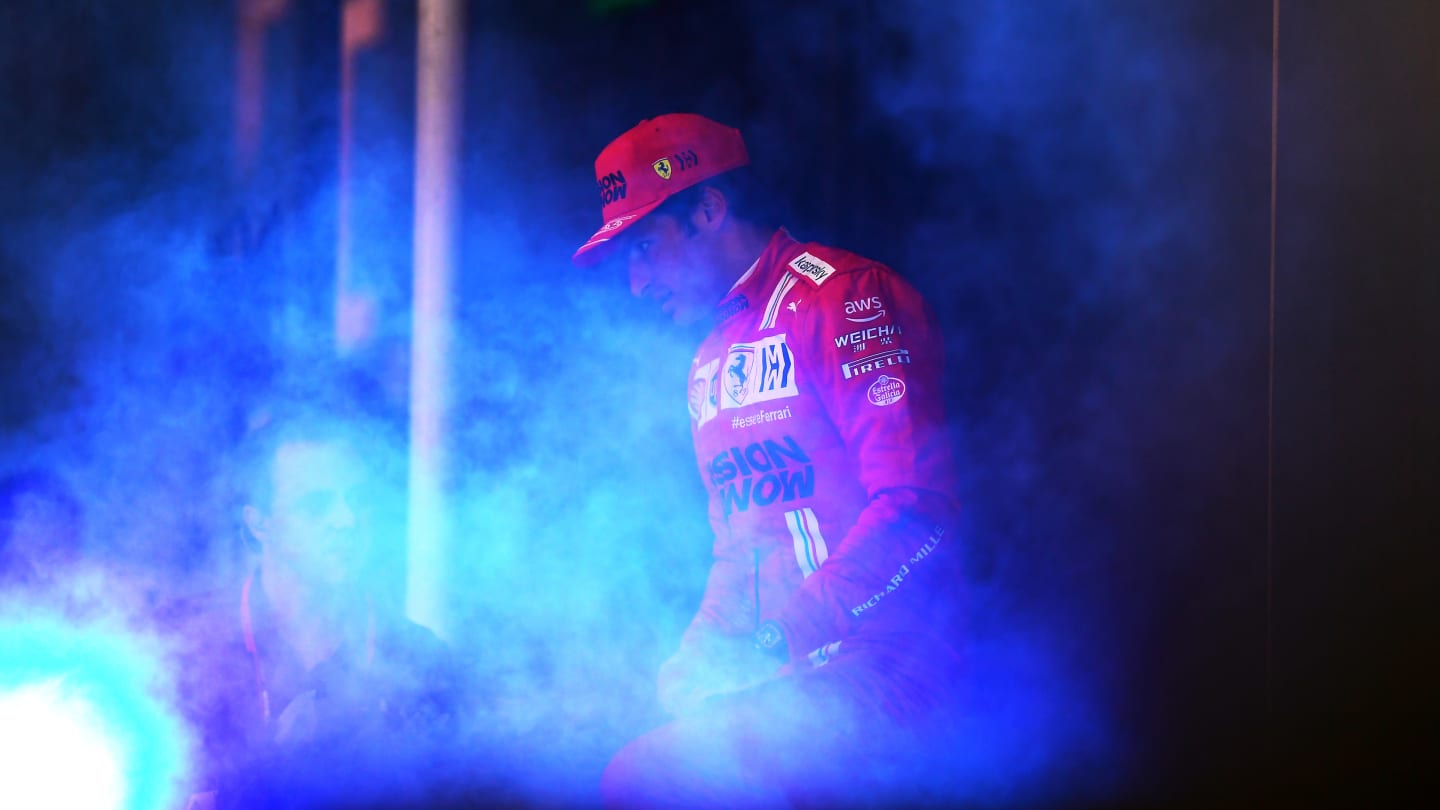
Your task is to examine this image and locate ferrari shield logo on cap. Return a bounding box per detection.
[652,158,673,180]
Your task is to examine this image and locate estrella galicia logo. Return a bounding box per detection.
[708,435,816,517]
[653,158,672,180]
[867,374,907,406]
[724,346,755,406]
[720,334,798,410]
[597,170,627,206]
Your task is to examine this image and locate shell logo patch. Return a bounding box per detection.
[653,158,673,180]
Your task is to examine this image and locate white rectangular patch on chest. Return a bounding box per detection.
[788,252,836,286]
[719,334,798,409]
[690,357,721,428]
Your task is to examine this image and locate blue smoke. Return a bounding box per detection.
[0,0,1267,806]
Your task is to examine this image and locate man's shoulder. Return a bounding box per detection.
[774,238,892,290]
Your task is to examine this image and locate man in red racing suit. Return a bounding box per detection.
[576,113,965,807]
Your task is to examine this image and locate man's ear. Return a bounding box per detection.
[690,186,729,232]
[242,504,268,546]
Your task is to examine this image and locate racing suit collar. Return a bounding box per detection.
[722,228,799,301]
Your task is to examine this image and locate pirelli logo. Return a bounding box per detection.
[841,348,911,379]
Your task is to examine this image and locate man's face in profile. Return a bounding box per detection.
[253,438,373,588]
[623,208,730,326]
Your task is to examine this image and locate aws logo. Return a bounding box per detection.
[843,296,886,323]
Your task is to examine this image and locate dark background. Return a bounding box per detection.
[1,0,1435,806]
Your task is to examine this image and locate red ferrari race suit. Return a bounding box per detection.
[603,229,966,806]
[678,227,963,670]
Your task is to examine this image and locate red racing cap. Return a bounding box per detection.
[572,113,750,267]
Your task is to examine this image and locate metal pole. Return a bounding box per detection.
[234,0,290,179]
[335,0,386,353]
[406,0,464,637]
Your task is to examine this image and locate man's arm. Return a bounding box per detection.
[770,261,962,660]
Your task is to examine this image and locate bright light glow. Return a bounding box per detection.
[0,678,126,810]
[0,616,189,810]
[406,0,465,639]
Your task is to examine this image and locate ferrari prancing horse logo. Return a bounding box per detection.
[653,158,673,180]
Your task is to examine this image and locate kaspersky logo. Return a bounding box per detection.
[788,252,835,285]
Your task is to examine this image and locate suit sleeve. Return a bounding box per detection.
[772,263,962,658]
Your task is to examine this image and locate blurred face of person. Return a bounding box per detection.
[624,191,734,326]
[245,439,373,589]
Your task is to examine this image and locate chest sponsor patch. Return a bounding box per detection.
[788,252,837,286]
[867,374,907,406]
[841,348,911,380]
[720,334,798,409]
[690,358,721,427]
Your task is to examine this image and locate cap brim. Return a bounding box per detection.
[571,197,665,268]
